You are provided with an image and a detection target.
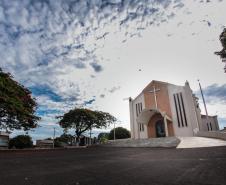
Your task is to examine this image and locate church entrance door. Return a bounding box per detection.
[155,120,166,137]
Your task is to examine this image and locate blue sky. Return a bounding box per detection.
[1,0,226,140]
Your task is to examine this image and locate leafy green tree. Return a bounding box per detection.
[0,68,40,132]
[215,28,226,58]
[58,108,116,140]
[9,135,33,149]
[108,127,131,140]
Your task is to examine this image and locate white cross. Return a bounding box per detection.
[149,85,160,109]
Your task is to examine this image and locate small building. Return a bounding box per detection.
[36,139,53,148]
[129,80,219,139]
[200,115,219,131]
[0,131,9,148]
[221,127,226,132]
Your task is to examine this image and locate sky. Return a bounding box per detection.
[0,0,226,140]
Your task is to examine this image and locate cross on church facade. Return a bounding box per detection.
[149,85,160,109]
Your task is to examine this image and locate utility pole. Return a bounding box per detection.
[89,126,92,145]
[113,121,116,141]
[198,80,210,130]
[53,127,55,149]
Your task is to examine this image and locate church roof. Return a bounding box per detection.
[132,80,187,101]
[142,80,169,93]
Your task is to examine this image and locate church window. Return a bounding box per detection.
[180,93,188,127]
[176,93,184,127]
[174,93,188,128]
[139,123,144,132]
[136,104,139,116]
[136,104,138,116]
[210,122,212,131]
[136,102,143,117]
[173,94,181,127]
[207,123,209,131]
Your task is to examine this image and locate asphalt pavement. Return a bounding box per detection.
[0,146,226,185]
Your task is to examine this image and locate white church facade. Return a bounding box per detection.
[129,80,219,139]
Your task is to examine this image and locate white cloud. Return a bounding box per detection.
[1,0,226,139]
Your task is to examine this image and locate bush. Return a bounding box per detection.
[9,135,33,149]
[98,132,109,143]
[54,133,74,147]
[108,127,131,140]
[97,132,109,140]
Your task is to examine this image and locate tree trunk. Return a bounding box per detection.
[75,132,80,146]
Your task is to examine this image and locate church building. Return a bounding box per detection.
[129,80,219,139]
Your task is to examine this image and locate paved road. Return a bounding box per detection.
[0,146,226,185]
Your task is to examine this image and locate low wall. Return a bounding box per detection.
[0,135,9,148]
[100,137,180,148]
[197,131,226,140]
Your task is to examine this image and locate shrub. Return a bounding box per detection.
[9,135,33,149]
[54,133,74,147]
[97,132,109,140]
[108,127,131,140]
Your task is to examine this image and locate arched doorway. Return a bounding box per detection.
[155,119,166,137]
[137,108,173,138]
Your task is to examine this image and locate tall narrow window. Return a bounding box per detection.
[207,123,209,131]
[136,104,138,117]
[139,123,144,132]
[210,122,212,131]
[174,94,180,127]
[176,93,184,127]
[136,103,143,117]
[174,92,188,128]
[180,93,188,127]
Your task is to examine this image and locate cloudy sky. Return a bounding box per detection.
[0,0,226,140]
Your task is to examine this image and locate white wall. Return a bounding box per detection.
[168,82,199,137]
[130,93,147,139]
[197,131,226,140]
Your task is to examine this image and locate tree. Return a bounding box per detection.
[215,28,226,58]
[9,135,33,149]
[0,68,40,132]
[215,28,226,72]
[108,127,131,140]
[58,108,116,140]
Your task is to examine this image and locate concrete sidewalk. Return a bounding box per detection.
[177,136,226,148]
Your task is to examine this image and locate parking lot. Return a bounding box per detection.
[0,146,226,185]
